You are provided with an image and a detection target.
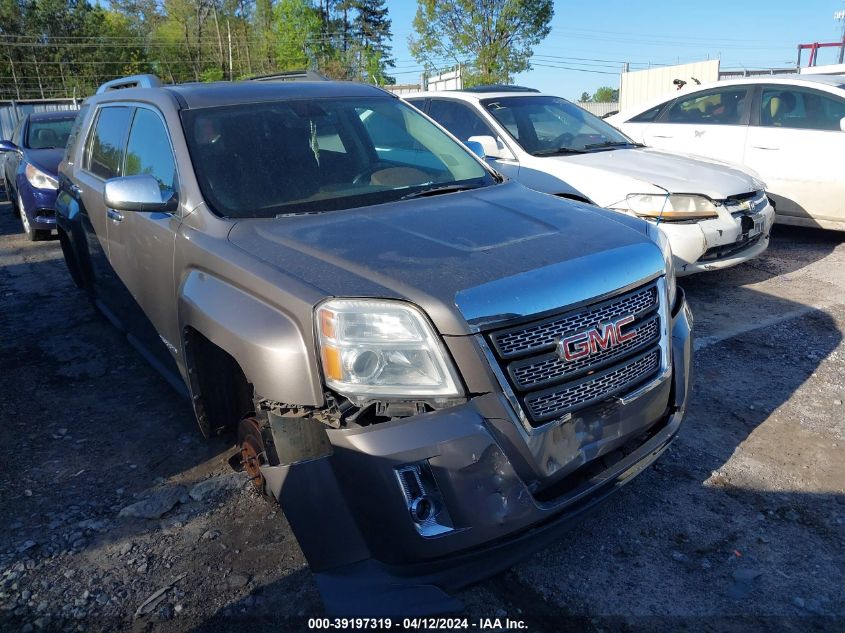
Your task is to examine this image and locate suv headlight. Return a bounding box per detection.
[624,193,719,221]
[25,163,58,191]
[316,299,463,405]
[648,224,677,307]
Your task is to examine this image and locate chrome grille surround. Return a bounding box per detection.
[482,278,671,432]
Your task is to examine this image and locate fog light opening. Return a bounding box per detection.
[395,462,455,537]
[409,495,437,522]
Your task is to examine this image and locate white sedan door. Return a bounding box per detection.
[745,85,845,224]
[639,85,752,165]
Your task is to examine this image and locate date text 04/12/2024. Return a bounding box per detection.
[307,618,529,630]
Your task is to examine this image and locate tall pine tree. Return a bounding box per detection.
[350,0,393,84]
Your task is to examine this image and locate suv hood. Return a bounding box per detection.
[228,182,665,335]
[542,147,766,207]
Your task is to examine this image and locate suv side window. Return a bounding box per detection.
[428,100,495,141]
[85,106,132,179]
[64,105,90,165]
[662,87,749,125]
[123,108,177,190]
[759,86,845,131]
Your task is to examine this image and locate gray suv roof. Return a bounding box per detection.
[162,80,392,109]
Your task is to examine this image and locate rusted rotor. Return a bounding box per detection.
[238,417,266,492]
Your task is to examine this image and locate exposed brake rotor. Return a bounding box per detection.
[238,417,266,492]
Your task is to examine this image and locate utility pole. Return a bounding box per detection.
[227,20,234,81]
[32,53,45,99]
[836,7,845,64]
[7,54,20,100]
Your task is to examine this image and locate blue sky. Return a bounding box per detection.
[386,0,845,99]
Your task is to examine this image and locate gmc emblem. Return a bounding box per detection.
[557,315,637,362]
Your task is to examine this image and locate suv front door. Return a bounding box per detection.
[106,106,183,376]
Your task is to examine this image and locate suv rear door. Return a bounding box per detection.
[73,104,133,310]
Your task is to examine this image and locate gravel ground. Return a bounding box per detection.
[0,205,843,633]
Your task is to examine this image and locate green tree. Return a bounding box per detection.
[579,91,591,103]
[273,0,321,71]
[592,86,619,103]
[350,0,393,84]
[409,0,553,86]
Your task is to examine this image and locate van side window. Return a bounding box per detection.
[85,106,132,179]
[123,109,177,191]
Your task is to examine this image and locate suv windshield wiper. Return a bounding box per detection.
[583,141,643,150]
[400,183,483,200]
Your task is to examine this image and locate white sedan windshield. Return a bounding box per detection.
[483,96,638,156]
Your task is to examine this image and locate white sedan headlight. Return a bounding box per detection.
[25,163,58,190]
[316,299,463,405]
[624,193,720,221]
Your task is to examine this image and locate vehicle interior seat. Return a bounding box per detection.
[763,91,797,127]
[34,128,58,148]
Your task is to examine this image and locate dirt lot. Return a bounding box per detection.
[0,203,843,633]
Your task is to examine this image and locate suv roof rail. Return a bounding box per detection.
[458,84,540,93]
[96,74,162,94]
[248,70,328,82]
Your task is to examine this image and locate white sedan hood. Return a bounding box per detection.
[542,147,766,207]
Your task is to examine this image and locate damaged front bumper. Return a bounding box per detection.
[660,198,775,276]
[259,291,693,616]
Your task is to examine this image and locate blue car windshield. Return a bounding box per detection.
[27,118,76,150]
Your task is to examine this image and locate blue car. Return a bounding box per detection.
[1,110,79,241]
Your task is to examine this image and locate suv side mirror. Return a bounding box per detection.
[104,175,178,213]
[467,135,514,160]
[0,140,21,153]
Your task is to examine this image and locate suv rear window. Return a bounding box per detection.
[85,106,132,179]
[181,96,494,218]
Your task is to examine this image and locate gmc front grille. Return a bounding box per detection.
[487,281,665,427]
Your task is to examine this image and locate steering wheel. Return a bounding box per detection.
[352,162,391,185]
[549,132,574,148]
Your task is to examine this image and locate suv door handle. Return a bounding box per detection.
[107,209,124,222]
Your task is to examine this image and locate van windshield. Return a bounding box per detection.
[181,97,495,218]
[482,96,638,156]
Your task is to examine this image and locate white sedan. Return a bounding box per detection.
[407,89,774,275]
[607,74,845,231]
